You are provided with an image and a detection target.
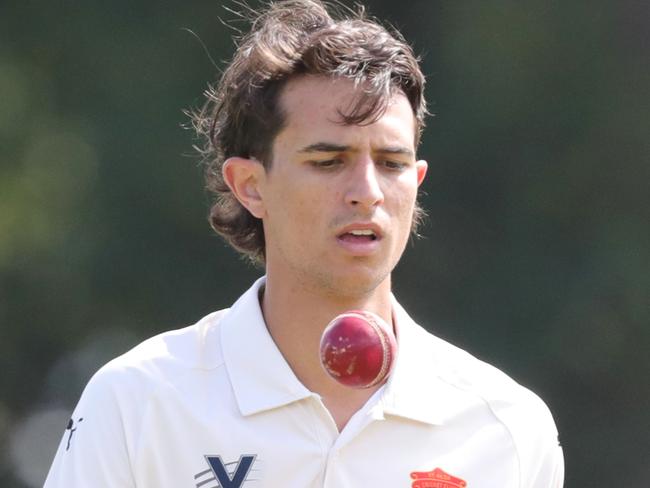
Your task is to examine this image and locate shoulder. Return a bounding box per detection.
[413,326,563,485]
[419,326,559,434]
[428,330,553,414]
[83,308,230,403]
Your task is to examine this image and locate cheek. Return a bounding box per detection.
[269,181,330,232]
[291,175,341,208]
[389,179,418,215]
[291,187,326,217]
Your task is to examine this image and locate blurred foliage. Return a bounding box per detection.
[1,0,648,486]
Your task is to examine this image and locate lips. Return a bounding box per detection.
[337,223,383,239]
[336,223,384,255]
[340,229,377,241]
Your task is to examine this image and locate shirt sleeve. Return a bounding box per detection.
[527,439,564,488]
[487,382,564,488]
[550,445,565,488]
[43,365,136,488]
[517,396,565,488]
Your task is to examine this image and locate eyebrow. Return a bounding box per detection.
[298,142,414,158]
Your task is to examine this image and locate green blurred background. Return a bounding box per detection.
[1,1,648,486]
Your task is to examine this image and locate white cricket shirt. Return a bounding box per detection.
[45,277,563,488]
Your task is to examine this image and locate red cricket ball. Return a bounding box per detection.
[319,310,397,389]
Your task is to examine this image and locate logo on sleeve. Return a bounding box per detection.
[194,454,257,488]
[410,467,467,488]
[65,417,83,451]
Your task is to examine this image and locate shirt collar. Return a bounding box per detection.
[219,277,312,417]
[220,277,450,425]
[378,296,449,426]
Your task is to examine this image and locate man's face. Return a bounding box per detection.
[257,75,427,297]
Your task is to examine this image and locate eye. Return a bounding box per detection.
[382,160,409,171]
[310,158,343,169]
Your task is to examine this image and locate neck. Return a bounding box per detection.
[260,270,393,421]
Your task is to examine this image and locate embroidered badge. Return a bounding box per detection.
[410,467,467,488]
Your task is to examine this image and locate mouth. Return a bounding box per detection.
[335,224,383,255]
[338,229,379,242]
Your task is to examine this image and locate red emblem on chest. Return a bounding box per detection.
[410,467,467,488]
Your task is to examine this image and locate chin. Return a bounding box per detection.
[319,265,391,298]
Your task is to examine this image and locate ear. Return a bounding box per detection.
[222,157,266,219]
[415,159,428,187]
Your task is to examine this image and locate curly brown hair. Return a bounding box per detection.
[192,0,427,264]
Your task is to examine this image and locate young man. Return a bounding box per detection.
[45,1,563,487]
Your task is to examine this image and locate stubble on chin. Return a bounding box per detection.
[290,257,393,302]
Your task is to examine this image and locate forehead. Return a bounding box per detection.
[275,75,416,151]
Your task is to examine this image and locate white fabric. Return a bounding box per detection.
[44,277,563,487]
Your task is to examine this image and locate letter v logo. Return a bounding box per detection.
[205,455,256,488]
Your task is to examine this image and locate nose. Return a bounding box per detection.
[344,157,384,210]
